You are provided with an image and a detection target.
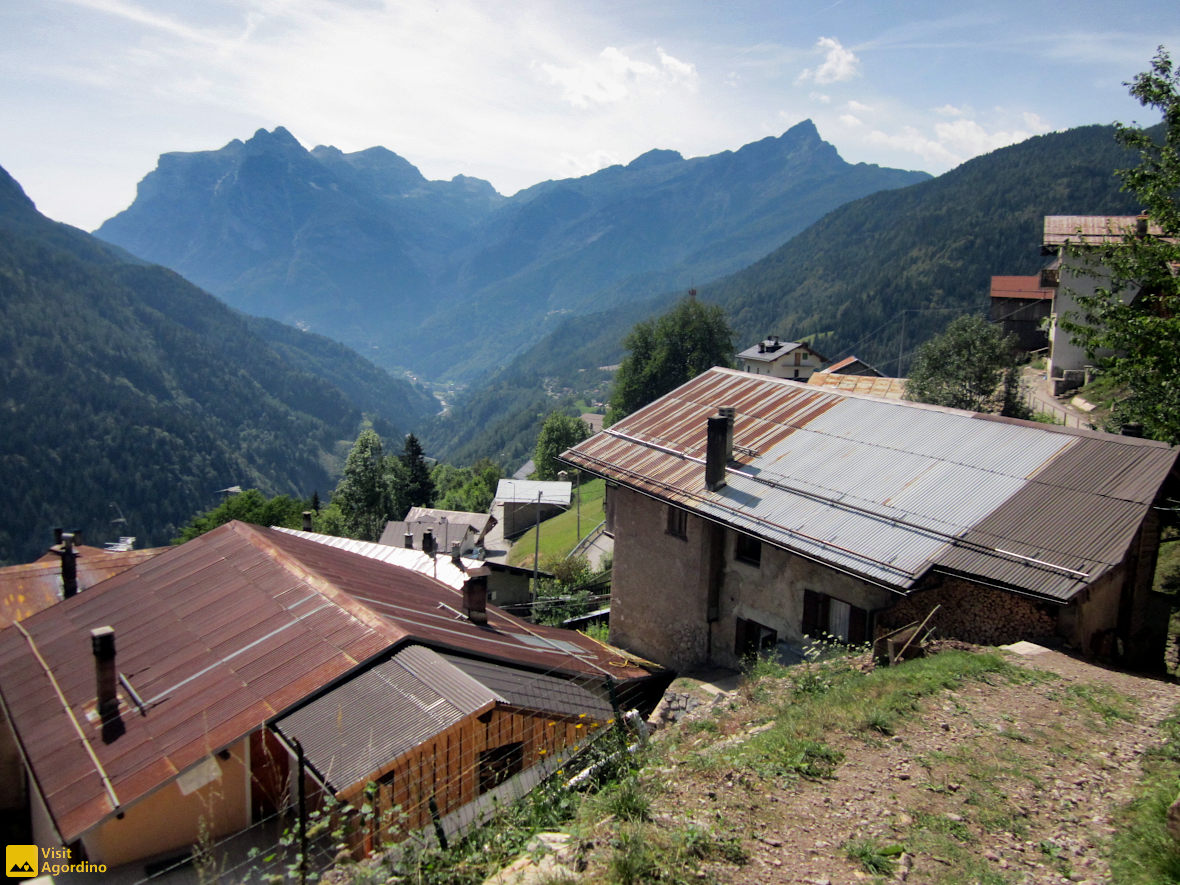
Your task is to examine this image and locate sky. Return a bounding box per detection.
[2,0,1178,232]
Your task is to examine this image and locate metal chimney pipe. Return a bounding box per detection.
[404,531,414,549]
[705,408,735,492]
[451,542,462,565]
[302,511,313,531]
[91,626,118,722]
[59,532,78,599]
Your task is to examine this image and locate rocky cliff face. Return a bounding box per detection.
[96,122,930,379]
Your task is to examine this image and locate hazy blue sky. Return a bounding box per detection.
[2,0,1177,230]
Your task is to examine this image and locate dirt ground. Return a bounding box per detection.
[651,644,1180,885]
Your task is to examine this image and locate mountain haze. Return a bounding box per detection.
[0,164,435,565]
[427,124,1141,466]
[96,123,929,380]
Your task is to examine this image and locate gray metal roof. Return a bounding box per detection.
[274,645,500,792]
[494,480,572,506]
[441,654,614,721]
[561,368,1177,602]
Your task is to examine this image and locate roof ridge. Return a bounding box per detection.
[228,522,406,645]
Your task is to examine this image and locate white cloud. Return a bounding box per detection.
[934,103,966,117]
[809,91,832,104]
[539,45,697,109]
[797,37,860,85]
[839,114,862,127]
[866,113,1052,168]
[846,100,872,113]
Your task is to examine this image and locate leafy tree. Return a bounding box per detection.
[533,412,591,480]
[607,295,734,423]
[400,433,435,511]
[332,429,395,541]
[1058,47,1180,444]
[431,459,502,513]
[904,315,1024,414]
[173,489,308,543]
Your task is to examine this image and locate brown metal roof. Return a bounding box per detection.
[989,275,1054,300]
[561,368,1177,602]
[0,546,164,629]
[0,522,402,843]
[0,521,655,844]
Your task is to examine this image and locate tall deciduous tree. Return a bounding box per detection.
[333,429,393,541]
[607,295,734,423]
[904,315,1024,415]
[1059,47,1180,444]
[533,412,591,480]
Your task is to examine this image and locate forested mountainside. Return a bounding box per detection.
[94,122,929,381]
[427,124,1141,468]
[0,164,436,565]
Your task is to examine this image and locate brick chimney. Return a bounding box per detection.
[705,408,735,491]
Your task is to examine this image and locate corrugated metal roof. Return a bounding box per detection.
[0,546,164,629]
[494,480,572,506]
[274,645,499,792]
[808,372,907,399]
[267,528,648,682]
[442,654,614,721]
[0,522,401,843]
[0,522,654,844]
[561,368,1177,601]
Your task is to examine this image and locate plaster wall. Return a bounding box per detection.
[84,737,249,868]
[1049,259,1130,376]
[710,536,894,670]
[609,488,712,670]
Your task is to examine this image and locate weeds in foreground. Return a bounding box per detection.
[1110,710,1180,884]
[843,837,905,875]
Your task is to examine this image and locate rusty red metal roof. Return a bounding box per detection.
[989,275,1054,300]
[0,546,164,629]
[0,521,656,845]
[561,368,1177,602]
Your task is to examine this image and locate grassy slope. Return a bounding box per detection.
[506,479,606,567]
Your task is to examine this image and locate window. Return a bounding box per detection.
[802,589,867,643]
[666,504,687,539]
[735,617,777,659]
[735,533,761,566]
[479,742,524,794]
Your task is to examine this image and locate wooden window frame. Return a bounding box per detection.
[665,504,688,539]
[735,532,761,567]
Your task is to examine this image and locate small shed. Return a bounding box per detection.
[494,480,572,538]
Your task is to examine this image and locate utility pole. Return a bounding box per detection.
[532,490,542,596]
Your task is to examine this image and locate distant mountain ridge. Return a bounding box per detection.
[96,122,930,380]
[424,124,1142,468]
[0,163,436,565]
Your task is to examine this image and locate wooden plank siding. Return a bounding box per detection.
[333,703,609,848]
